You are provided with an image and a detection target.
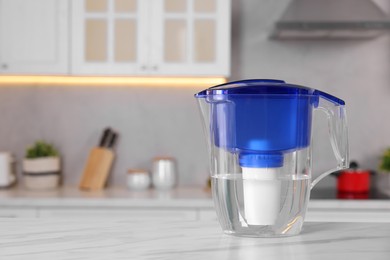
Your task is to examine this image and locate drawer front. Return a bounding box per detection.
[198,209,218,221]
[306,209,390,223]
[0,208,37,218]
[199,208,390,223]
[38,208,197,220]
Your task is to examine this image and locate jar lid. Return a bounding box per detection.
[341,169,371,175]
[153,156,175,161]
[127,169,148,174]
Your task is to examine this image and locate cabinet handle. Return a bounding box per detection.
[2,64,8,70]
[140,65,147,71]
[152,65,158,71]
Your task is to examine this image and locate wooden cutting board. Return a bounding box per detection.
[79,147,114,190]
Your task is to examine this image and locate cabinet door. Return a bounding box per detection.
[306,208,390,223]
[0,207,37,218]
[0,0,68,74]
[71,0,148,75]
[198,209,217,220]
[151,0,230,77]
[38,208,197,220]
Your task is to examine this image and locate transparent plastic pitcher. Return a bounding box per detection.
[195,79,349,237]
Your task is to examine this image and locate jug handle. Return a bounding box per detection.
[310,91,349,190]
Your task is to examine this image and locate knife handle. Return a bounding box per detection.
[99,128,112,147]
[108,132,118,149]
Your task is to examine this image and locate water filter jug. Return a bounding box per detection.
[195,79,348,237]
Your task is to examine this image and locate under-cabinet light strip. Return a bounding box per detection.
[0,76,226,87]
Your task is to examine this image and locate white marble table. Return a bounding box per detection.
[0,218,389,259]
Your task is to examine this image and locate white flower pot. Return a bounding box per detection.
[23,157,61,190]
[24,174,60,190]
[23,157,60,173]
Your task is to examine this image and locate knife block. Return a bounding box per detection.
[79,147,114,190]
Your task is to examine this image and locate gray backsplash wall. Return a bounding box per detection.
[1,0,390,188]
[0,86,208,186]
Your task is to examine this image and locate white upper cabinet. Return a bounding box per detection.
[0,0,68,74]
[0,0,230,77]
[71,0,147,75]
[151,0,230,76]
[72,0,230,77]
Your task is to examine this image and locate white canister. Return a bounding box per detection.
[0,152,16,188]
[127,169,150,190]
[152,157,177,190]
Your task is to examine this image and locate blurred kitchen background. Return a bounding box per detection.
[0,0,390,191]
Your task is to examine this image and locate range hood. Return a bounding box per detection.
[273,0,390,39]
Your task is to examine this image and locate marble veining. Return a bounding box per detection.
[0,219,389,259]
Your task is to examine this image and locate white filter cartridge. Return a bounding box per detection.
[242,167,281,226]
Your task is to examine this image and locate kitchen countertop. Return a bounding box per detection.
[0,186,390,210]
[0,186,213,208]
[0,218,389,259]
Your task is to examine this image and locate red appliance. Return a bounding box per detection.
[337,168,371,193]
[333,162,372,199]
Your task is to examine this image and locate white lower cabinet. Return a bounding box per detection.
[198,208,390,223]
[2,202,390,223]
[198,209,217,221]
[306,208,390,223]
[0,208,37,218]
[37,208,390,222]
[38,208,197,220]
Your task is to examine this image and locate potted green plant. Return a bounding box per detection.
[23,141,61,190]
[376,148,390,196]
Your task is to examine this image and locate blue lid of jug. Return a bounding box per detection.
[196,79,311,96]
[195,79,344,105]
[195,79,345,169]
